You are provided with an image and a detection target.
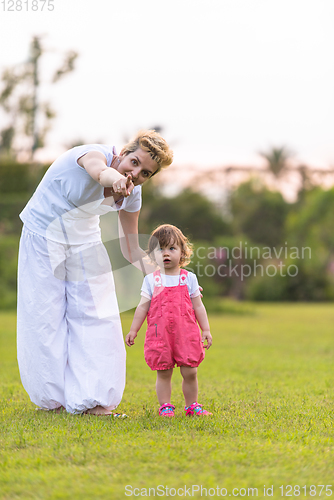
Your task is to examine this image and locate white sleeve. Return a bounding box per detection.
[187,272,201,298]
[123,185,142,212]
[141,274,154,299]
[74,144,114,166]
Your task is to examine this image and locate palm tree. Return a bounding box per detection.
[259,146,292,178]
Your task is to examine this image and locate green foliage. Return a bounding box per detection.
[140,184,231,242]
[0,237,19,309]
[0,159,47,235]
[285,187,334,300]
[287,187,334,251]
[0,158,48,308]
[245,273,287,301]
[227,182,334,301]
[0,126,15,154]
[284,262,334,301]
[0,305,333,498]
[230,179,290,247]
[0,160,46,193]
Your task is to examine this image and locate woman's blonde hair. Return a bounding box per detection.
[147,224,193,267]
[121,129,173,174]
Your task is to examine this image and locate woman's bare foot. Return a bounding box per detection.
[53,406,66,414]
[84,405,115,415]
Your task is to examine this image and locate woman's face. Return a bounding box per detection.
[117,148,159,186]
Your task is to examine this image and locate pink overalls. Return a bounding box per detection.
[144,269,205,371]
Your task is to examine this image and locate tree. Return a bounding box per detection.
[0,36,78,160]
[287,187,334,260]
[247,187,334,302]
[259,146,292,179]
[230,179,290,247]
[139,183,231,242]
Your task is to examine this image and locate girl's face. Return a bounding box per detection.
[117,148,159,186]
[154,241,183,273]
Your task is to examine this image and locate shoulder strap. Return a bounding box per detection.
[179,268,188,286]
[153,269,162,288]
[152,270,163,316]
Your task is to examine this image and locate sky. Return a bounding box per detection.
[0,0,334,169]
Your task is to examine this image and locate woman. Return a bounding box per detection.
[17,129,173,415]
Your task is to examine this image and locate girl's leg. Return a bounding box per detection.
[180,366,198,407]
[156,368,174,405]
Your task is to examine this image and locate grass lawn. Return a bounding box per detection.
[0,303,333,499]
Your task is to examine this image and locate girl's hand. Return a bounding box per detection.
[112,174,134,197]
[202,330,212,349]
[125,331,137,347]
[199,285,203,298]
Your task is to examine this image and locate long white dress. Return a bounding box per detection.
[17,145,142,413]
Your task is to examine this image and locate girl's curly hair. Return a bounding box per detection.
[147,224,193,267]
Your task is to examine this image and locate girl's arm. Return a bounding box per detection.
[191,295,212,349]
[78,151,134,196]
[125,296,151,346]
[118,209,157,274]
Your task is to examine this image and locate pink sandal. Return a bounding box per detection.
[184,402,212,416]
[159,403,175,417]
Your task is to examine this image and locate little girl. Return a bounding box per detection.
[125,224,212,417]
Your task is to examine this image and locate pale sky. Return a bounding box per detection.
[1,0,334,168]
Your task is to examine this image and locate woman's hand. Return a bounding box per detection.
[112,174,134,197]
[110,153,133,197]
[125,331,137,346]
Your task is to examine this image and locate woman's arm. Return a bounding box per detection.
[118,209,157,274]
[125,296,151,346]
[191,295,212,349]
[78,151,133,196]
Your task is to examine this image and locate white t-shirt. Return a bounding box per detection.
[20,144,142,244]
[141,271,201,300]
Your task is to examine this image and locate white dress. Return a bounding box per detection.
[17,145,141,413]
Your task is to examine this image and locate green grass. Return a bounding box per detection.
[0,304,333,499]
